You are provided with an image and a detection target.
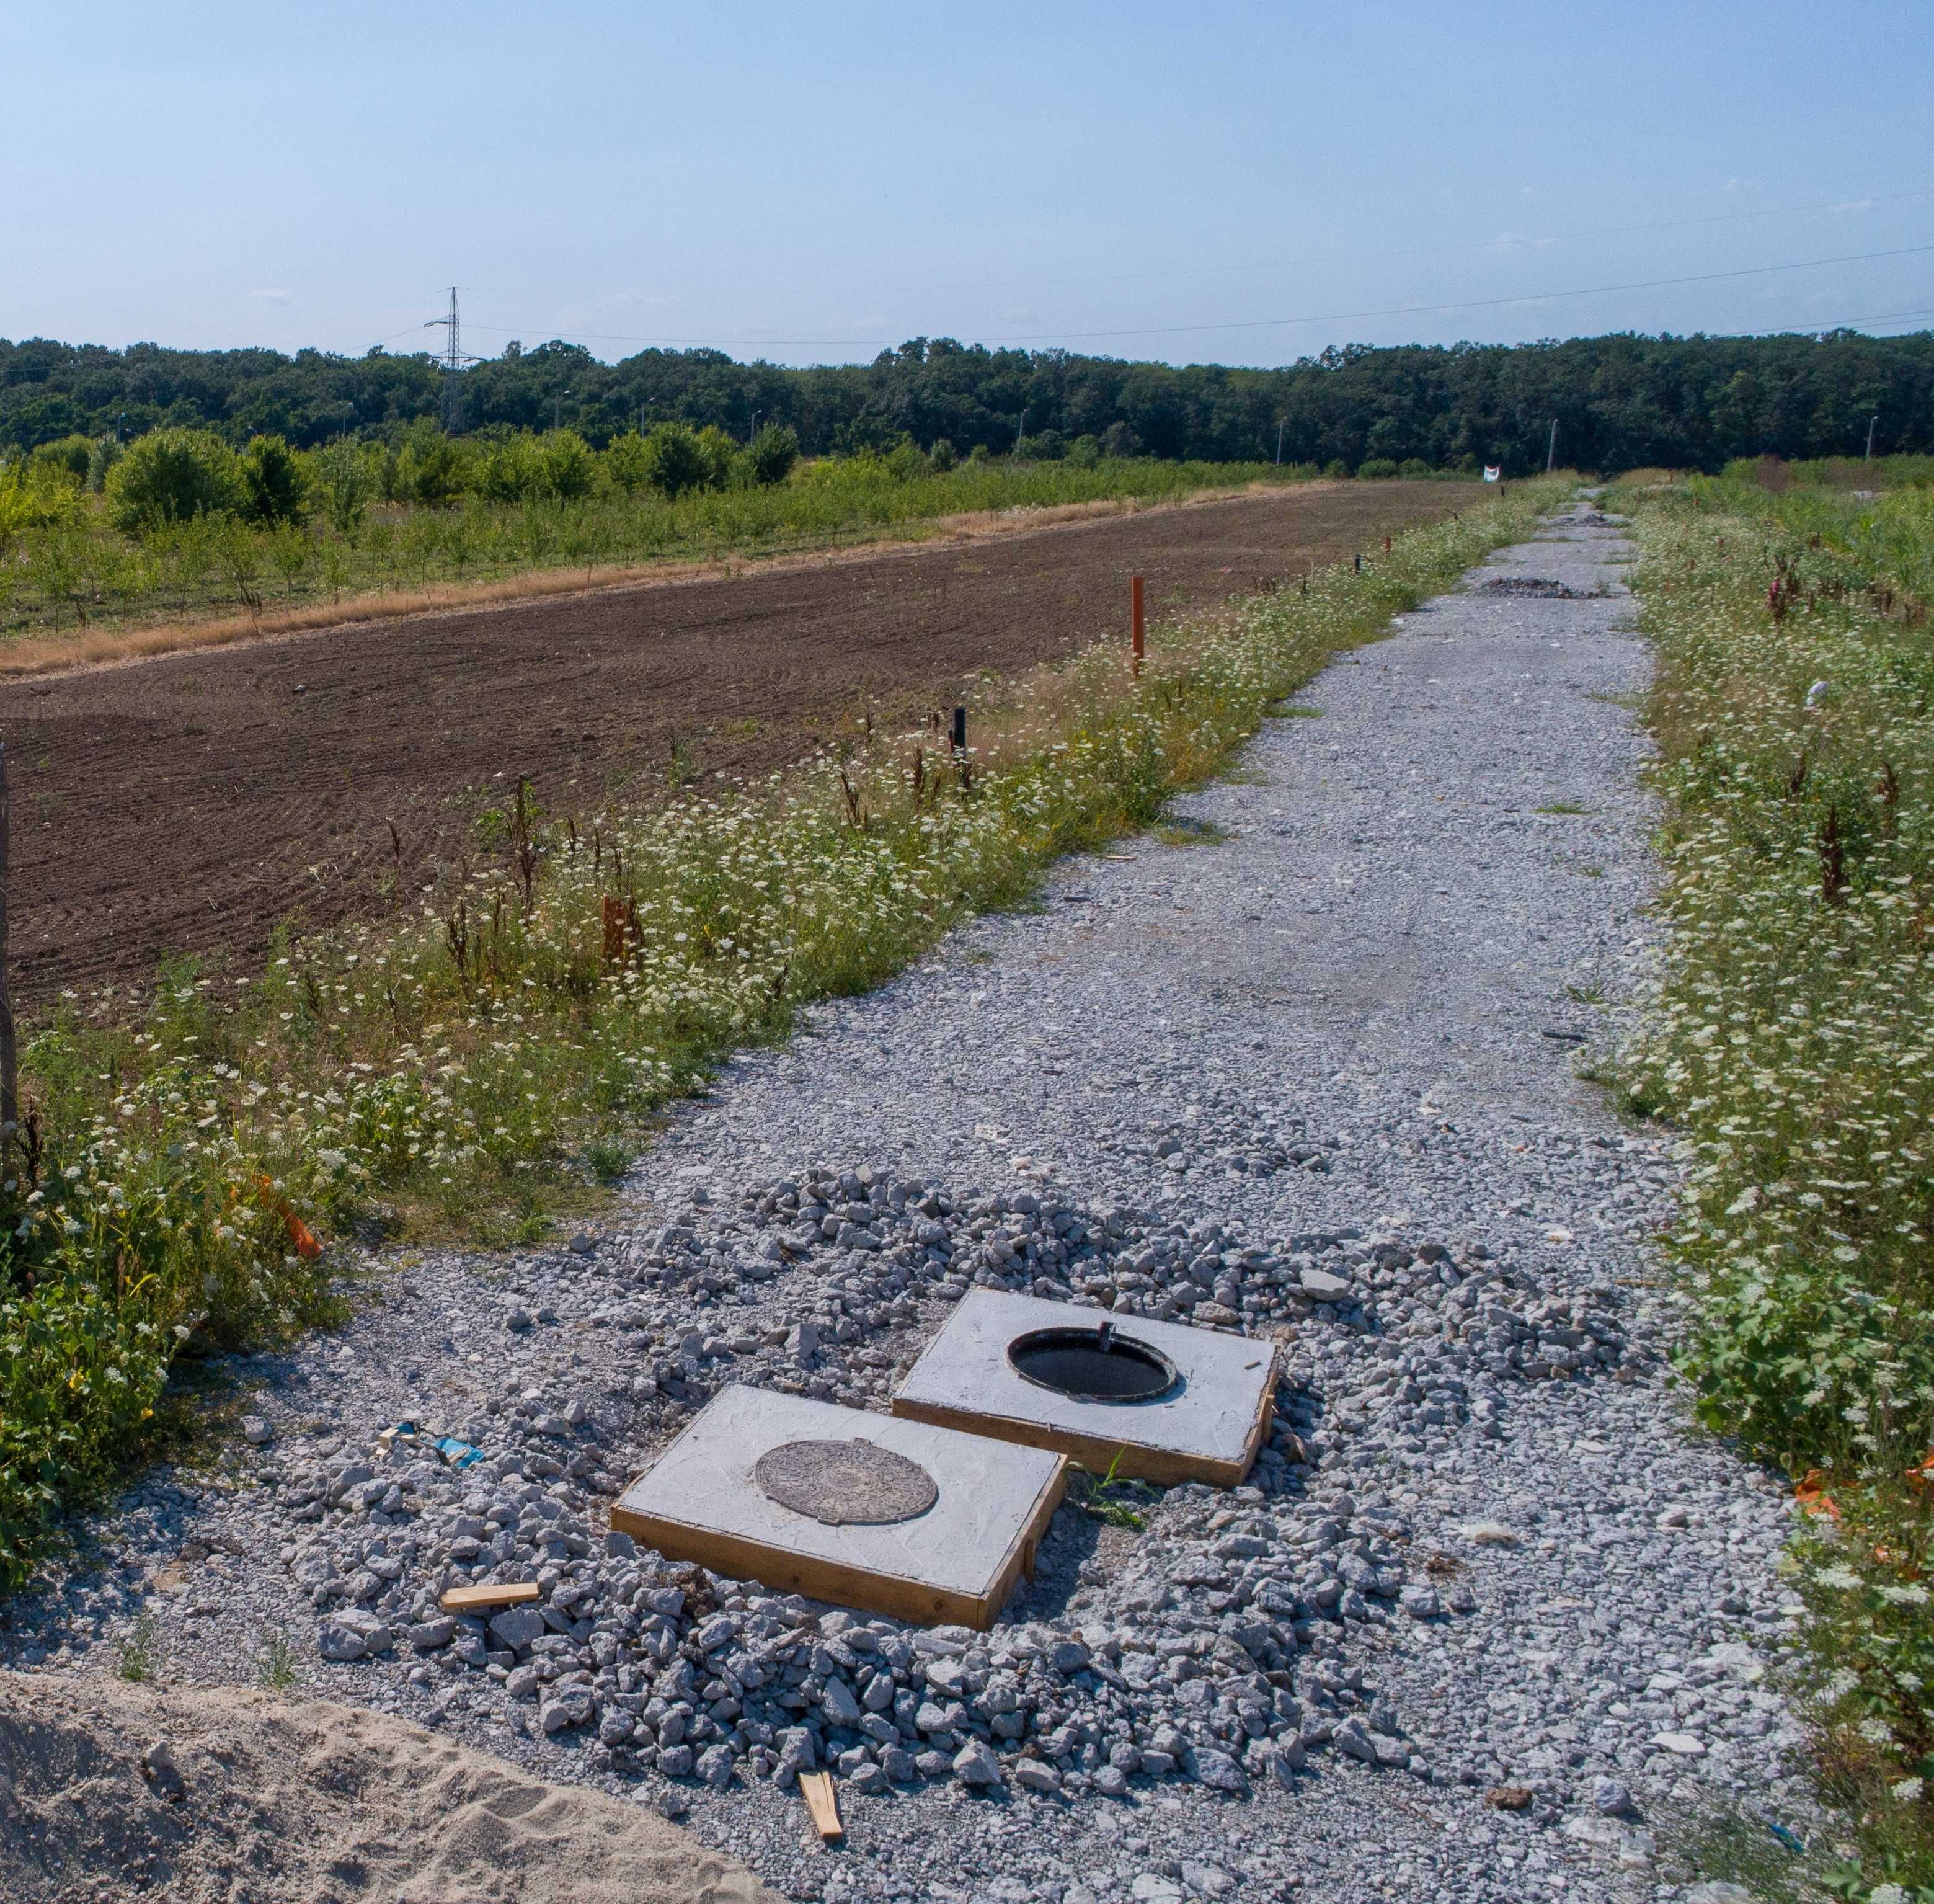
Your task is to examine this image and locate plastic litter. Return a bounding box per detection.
[432,1436,483,1470]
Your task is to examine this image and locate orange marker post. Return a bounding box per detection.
[1130,574,1145,678]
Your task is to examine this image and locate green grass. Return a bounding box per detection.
[1654,1795,1832,1902]
[1069,1450,1156,1531]
[256,1626,300,1692]
[1538,800,1595,816]
[1608,473,1934,1900]
[116,1610,159,1683]
[0,481,1564,1591]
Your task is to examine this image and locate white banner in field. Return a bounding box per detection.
[1483,465,1502,483]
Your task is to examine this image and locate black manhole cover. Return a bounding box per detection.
[753,1439,938,1525]
[1007,1324,1179,1403]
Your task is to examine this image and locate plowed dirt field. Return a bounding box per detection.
[4,480,1473,1002]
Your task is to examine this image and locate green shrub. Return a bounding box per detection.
[396,423,469,506]
[0,1280,171,1585]
[638,422,710,498]
[745,424,799,486]
[604,429,652,494]
[537,430,596,501]
[85,437,121,494]
[238,435,311,527]
[1323,458,1350,479]
[1067,435,1102,470]
[693,425,739,492]
[1356,458,1399,480]
[1399,457,1432,479]
[104,428,243,535]
[29,435,93,486]
[477,434,544,504]
[927,438,959,473]
[314,443,373,540]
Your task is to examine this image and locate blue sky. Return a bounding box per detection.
[7,2,1932,368]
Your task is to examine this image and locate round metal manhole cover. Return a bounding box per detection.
[753,1438,939,1526]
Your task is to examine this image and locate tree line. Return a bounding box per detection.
[2,327,1929,474]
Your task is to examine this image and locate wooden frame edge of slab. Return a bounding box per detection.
[608,1456,1066,1632]
[892,1379,1274,1491]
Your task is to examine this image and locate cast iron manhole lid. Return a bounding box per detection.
[1006,1323,1179,1403]
[754,1438,939,1525]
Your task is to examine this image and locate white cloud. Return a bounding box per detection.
[251,288,293,305]
[1829,198,1875,213]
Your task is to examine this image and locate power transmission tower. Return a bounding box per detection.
[424,287,480,433]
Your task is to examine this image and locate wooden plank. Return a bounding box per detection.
[440,1581,541,1614]
[894,1377,1274,1490]
[608,1457,1065,1632]
[798,1770,842,1841]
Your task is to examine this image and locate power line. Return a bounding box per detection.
[466,184,1934,316]
[450,241,1934,356]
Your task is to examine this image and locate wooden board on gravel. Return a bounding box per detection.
[0,481,1473,1003]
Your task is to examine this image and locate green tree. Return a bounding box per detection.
[537,430,595,500]
[477,434,542,503]
[745,424,799,485]
[693,425,738,491]
[314,442,373,540]
[29,435,92,485]
[238,434,311,526]
[638,423,709,498]
[104,428,243,535]
[84,435,121,493]
[395,420,468,505]
[604,429,652,494]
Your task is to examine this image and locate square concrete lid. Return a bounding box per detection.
[890,1291,1277,1485]
[610,1386,1065,1619]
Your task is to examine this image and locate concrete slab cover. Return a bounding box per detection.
[610,1387,1065,1629]
[890,1291,1276,1486]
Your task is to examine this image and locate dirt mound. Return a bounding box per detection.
[0,1671,776,1904]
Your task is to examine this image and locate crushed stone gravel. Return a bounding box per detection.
[2,502,1814,1903]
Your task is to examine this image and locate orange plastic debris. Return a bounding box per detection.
[255,1173,324,1260]
[1794,1470,1840,1521]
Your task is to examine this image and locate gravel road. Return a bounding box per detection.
[3,501,1812,1904]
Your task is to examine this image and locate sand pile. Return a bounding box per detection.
[0,1671,777,1903]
